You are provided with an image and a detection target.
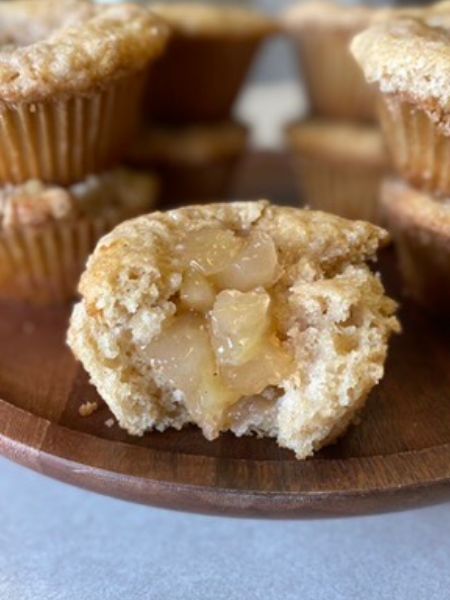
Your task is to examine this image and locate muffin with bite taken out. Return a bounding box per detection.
[68,201,399,459]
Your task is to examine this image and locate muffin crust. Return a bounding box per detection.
[0,1,170,102]
[351,17,450,111]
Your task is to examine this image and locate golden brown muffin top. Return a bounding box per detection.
[286,119,388,169]
[351,11,450,110]
[381,178,450,232]
[149,2,276,37]
[281,0,374,31]
[0,169,158,229]
[0,0,170,102]
[128,121,248,165]
[81,200,390,307]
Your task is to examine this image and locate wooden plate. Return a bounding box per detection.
[1,152,450,519]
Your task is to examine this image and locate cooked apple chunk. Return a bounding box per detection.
[68,201,399,459]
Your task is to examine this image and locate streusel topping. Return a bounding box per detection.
[0,169,158,229]
[351,17,450,110]
[0,1,170,102]
[149,3,276,36]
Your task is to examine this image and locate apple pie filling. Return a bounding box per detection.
[145,226,294,438]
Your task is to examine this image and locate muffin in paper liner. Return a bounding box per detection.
[0,1,169,184]
[286,119,390,224]
[0,72,149,186]
[351,14,450,197]
[0,169,159,305]
[145,3,276,123]
[127,121,248,204]
[282,1,376,121]
[381,177,450,313]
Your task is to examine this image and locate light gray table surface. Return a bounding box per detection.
[1,456,449,600]
[2,83,449,599]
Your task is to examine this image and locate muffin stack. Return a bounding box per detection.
[126,2,277,205]
[282,0,390,223]
[0,0,169,304]
[352,5,450,312]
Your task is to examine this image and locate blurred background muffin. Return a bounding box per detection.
[282,0,376,121]
[127,121,248,204]
[145,2,277,123]
[286,119,390,223]
[0,169,158,304]
[381,178,450,313]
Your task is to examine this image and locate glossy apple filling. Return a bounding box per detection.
[146,227,294,436]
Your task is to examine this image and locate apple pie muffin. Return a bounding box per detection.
[0,0,169,184]
[0,168,158,304]
[286,119,390,224]
[352,13,450,197]
[145,3,276,122]
[127,121,248,204]
[282,1,376,120]
[68,201,399,459]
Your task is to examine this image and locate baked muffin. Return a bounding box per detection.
[352,15,450,197]
[0,168,158,304]
[282,1,375,120]
[145,3,276,123]
[0,0,169,185]
[68,201,399,459]
[286,119,390,224]
[127,121,248,204]
[381,178,450,313]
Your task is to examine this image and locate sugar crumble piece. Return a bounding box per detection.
[78,400,98,417]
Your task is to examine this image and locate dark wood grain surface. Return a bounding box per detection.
[1,152,450,518]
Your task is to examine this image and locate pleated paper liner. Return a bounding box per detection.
[378,94,450,198]
[0,209,142,305]
[0,70,146,186]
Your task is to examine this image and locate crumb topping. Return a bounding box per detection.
[0,1,170,102]
[79,400,98,417]
[351,17,450,110]
[0,168,158,229]
[149,2,276,36]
